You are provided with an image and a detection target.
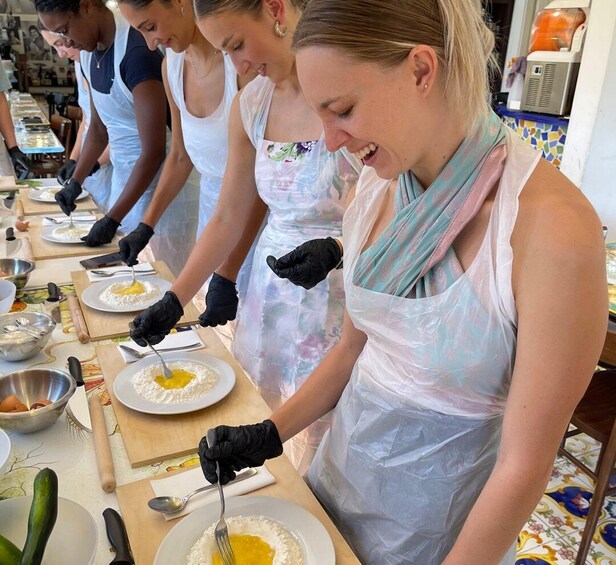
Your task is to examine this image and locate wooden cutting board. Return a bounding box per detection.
[97,327,277,467]
[71,261,201,341]
[28,220,119,260]
[20,188,98,216]
[117,457,360,565]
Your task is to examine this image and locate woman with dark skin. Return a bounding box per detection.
[35,0,172,250]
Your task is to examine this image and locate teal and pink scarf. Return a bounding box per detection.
[354,112,508,298]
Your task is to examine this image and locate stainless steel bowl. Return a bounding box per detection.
[0,258,35,291]
[0,369,75,433]
[0,312,55,362]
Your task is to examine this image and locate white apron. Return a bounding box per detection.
[166,50,254,303]
[81,13,198,275]
[232,76,361,474]
[307,130,540,564]
[75,61,113,211]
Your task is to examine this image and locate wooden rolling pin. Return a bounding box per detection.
[67,294,90,343]
[88,394,116,492]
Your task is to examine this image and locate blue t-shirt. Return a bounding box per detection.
[90,27,162,95]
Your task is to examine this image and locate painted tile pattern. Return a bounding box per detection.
[517,433,616,564]
[500,115,567,169]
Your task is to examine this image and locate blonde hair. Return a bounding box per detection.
[294,0,498,132]
[193,0,304,19]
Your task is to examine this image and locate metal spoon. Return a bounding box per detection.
[128,322,172,379]
[3,324,40,338]
[147,468,257,514]
[15,317,43,336]
[90,269,156,277]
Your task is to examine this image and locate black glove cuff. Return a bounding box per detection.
[103,215,121,229]
[7,146,21,157]
[325,237,344,269]
[137,222,155,238]
[89,161,101,176]
[210,272,237,293]
[261,419,284,457]
[164,290,184,316]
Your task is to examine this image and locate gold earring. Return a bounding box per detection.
[274,20,287,38]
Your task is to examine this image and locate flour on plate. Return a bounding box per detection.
[99,280,160,307]
[36,188,60,200]
[52,225,89,241]
[186,515,304,565]
[132,361,217,403]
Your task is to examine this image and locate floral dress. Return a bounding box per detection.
[232,76,361,474]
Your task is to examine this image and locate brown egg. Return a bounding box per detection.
[12,401,29,412]
[15,219,29,232]
[30,399,52,410]
[0,395,19,412]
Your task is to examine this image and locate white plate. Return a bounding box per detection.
[0,428,9,477]
[0,496,97,565]
[154,495,334,565]
[29,188,90,203]
[40,224,92,244]
[80,274,171,313]
[113,350,236,415]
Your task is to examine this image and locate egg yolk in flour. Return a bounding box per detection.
[213,534,275,565]
[113,281,146,295]
[154,368,196,389]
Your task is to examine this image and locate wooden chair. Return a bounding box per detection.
[66,105,82,150]
[558,325,616,564]
[28,114,72,178]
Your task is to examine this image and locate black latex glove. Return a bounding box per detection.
[199,420,283,485]
[198,273,238,327]
[266,237,343,290]
[119,222,155,266]
[56,158,76,185]
[130,290,183,346]
[81,215,120,246]
[89,161,101,176]
[54,178,82,215]
[7,146,30,180]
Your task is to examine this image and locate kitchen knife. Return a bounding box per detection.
[3,190,16,209]
[5,227,21,257]
[103,508,135,565]
[66,356,91,432]
[45,282,62,324]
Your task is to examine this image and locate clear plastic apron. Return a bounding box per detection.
[308,130,540,564]
[166,50,253,300]
[75,60,113,212]
[81,12,198,275]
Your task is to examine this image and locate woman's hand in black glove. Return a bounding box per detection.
[81,215,120,246]
[199,420,283,485]
[129,290,184,346]
[266,237,343,290]
[54,178,82,215]
[119,222,155,266]
[8,146,30,180]
[198,273,238,327]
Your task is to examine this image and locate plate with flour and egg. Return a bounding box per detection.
[113,351,236,415]
[81,274,171,313]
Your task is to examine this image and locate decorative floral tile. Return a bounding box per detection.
[516,536,580,564]
[518,514,562,552]
[585,518,616,564]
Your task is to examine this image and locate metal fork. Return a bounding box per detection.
[207,429,235,565]
[90,269,156,276]
[45,216,95,224]
[128,322,172,379]
[118,342,201,358]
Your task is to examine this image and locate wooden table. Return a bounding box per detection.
[115,327,360,564]
[19,188,98,216]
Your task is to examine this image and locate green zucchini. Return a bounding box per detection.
[0,534,22,564]
[19,468,58,565]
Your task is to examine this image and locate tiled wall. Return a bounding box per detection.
[500,116,567,169]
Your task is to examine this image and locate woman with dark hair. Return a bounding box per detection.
[198,1,607,563]
[35,0,197,275]
[27,24,50,59]
[130,0,360,474]
[117,0,256,314]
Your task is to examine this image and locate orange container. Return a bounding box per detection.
[529,8,586,53]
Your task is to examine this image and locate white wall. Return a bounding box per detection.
[560,1,616,236]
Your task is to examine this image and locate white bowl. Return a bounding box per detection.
[0,428,10,477]
[0,280,16,313]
